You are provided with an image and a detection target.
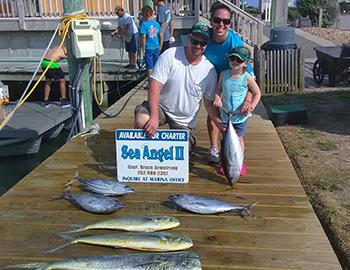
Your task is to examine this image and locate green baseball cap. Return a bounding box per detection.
[228,46,251,62]
[190,22,210,41]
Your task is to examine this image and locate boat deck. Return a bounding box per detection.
[0,80,341,269]
[0,101,71,156]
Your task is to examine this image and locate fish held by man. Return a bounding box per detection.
[6,251,202,270]
[65,171,134,196]
[62,215,180,233]
[169,194,257,216]
[221,115,244,187]
[48,232,193,252]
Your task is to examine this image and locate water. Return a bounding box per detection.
[0,78,144,196]
[0,129,69,196]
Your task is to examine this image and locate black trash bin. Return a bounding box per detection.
[261,26,298,51]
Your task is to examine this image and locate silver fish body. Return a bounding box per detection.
[221,119,244,186]
[63,191,124,214]
[64,215,180,233]
[73,171,134,196]
[49,232,193,252]
[6,251,202,270]
[169,194,257,216]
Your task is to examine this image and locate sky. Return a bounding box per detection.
[247,0,259,7]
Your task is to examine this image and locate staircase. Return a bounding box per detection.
[198,0,264,48]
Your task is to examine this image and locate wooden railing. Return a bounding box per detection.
[0,0,264,47]
[199,0,264,47]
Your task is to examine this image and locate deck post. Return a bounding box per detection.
[63,0,93,135]
[194,0,200,22]
[17,0,26,30]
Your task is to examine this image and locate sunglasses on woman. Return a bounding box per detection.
[229,56,244,63]
[212,17,231,25]
[190,36,208,47]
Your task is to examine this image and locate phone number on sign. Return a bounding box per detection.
[137,170,169,176]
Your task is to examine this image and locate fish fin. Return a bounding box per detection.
[5,262,49,269]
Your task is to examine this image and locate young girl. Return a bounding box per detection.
[140,6,163,76]
[213,46,261,176]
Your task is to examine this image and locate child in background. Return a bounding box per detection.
[41,45,70,108]
[213,46,261,176]
[140,5,163,76]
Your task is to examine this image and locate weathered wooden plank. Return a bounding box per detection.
[0,79,341,269]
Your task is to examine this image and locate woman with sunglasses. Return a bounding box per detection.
[213,46,261,177]
[204,2,254,165]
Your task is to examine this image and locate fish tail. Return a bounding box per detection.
[5,262,49,269]
[73,170,81,181]
[60,224,85,234]
[47,234,75,253]
[48,194,64,201]
[64,171,80,188]
[241,201,259,217]
[47,242,73,253]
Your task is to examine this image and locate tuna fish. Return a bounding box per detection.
[49,232,193,252]
[65,171,134,196]
[62,186,124,214]
[6,251,202,270]
[62,215,180,233]
[221,115,244,187]
[169,194,257,216]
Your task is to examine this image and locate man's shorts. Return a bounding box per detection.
[144,48,160,69]
[125,34,137,53]
[43,67,65,80]
[134,101,197,152]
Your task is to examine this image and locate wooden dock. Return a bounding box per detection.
[0,80,341,269]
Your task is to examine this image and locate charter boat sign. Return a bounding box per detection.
[115,129,189,183]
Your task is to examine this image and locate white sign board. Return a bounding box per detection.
[115,129,189,183]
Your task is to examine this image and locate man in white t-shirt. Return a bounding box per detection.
[111,6,138,69]
[134,22,223,152]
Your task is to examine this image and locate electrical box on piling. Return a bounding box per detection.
[71,19,104,58]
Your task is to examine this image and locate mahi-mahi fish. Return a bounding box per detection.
[6,251,202,270]
[49,232,193,252]
[62,215,180,233]
[60,185,124,214]
[221,114,244,187]
[169,194,257,216]
[65,171,134,196]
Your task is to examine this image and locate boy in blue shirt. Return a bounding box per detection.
[140,5,163,76]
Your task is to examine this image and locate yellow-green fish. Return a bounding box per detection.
[49,232,193,252]
[63,215,180,233]
[6,251,202,269]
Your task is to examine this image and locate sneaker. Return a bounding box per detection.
[207,147,220,163]
[43,100,51,108]
[218,163,246,176]
[60,99,71,108]
[125,64,136,69]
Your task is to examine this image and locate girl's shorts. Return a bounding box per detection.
[144,48,160,69]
